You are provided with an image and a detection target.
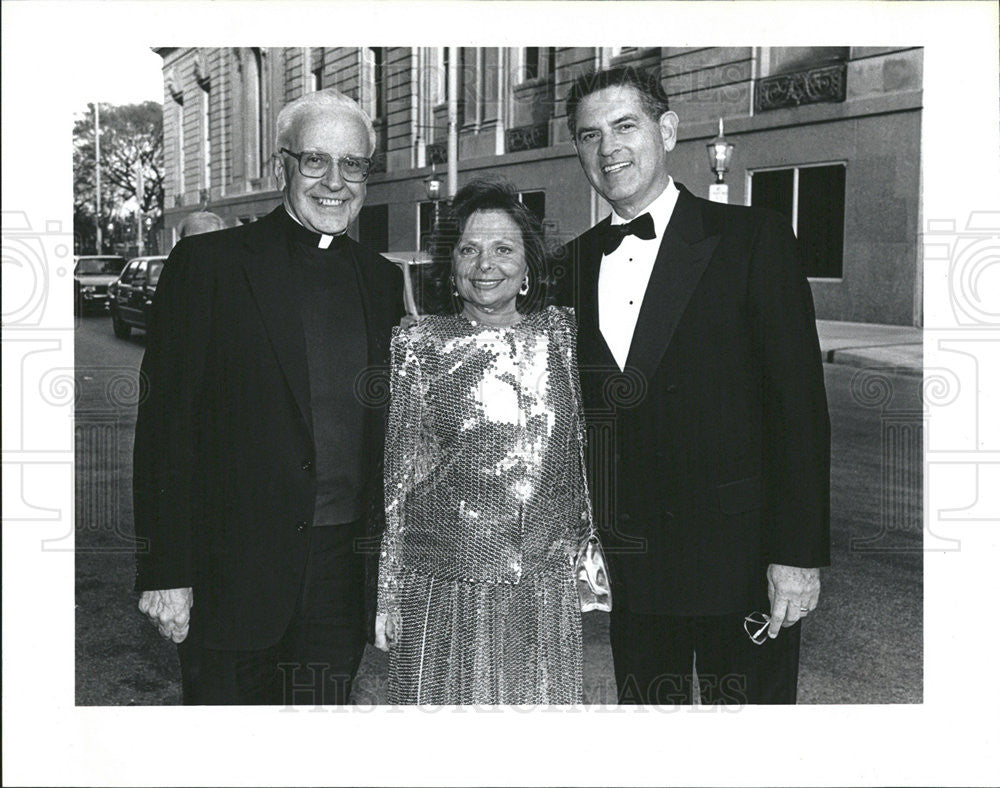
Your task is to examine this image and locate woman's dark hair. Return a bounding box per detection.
[421,178,549,315]
[565,66,670,139]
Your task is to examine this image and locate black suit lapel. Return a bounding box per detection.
[573,218,617,374]
[625,187,720,379]
[241,209,314,438]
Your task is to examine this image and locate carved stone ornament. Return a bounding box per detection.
[505,122,549,153]
[426,142,448,165]
[165,67,184,103]
[193,53,210,89]
[755,63,847,113]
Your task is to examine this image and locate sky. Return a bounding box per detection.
[69,43,163,112]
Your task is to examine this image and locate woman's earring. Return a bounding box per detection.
[519,271,530,296]
[450,275,460,299]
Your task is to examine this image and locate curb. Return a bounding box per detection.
[822,348,923,378]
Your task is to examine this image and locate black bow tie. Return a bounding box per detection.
[600,212,656,255]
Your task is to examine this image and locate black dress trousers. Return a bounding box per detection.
[184,520,367,706]
[609,606,802,705]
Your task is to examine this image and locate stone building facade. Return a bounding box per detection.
[156,46,923,325]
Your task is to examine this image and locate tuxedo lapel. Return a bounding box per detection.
[625,187,719,379]
[574,218,617,373]
[241,209,313,438]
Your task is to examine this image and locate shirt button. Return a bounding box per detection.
[296,520,308,532]
[301,459,313,471]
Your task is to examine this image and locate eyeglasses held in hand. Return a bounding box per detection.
[744,611,771,645]
[280,148,372,182]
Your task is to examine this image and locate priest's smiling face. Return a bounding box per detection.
[274,109,370,236]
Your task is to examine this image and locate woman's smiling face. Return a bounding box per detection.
[452,209,528,318]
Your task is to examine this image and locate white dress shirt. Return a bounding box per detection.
[598,178,680,371]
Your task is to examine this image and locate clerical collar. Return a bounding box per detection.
[282,206,347,250]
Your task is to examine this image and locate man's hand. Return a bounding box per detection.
[138,587,193,643]
[766,564,820,638]
[374,612,396,652]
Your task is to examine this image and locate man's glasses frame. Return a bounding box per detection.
[743,611,771,645]
[279,148,372,183]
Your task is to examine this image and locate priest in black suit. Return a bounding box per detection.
[134,88,403,705]
[555,67,830,704]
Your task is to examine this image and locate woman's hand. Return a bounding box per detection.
[374,612,396,651]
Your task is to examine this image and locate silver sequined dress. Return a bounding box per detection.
[378,306,595,704]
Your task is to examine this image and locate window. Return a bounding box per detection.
[176,101,185,195]
[418,201,437,251]
[358,204,388,253]
[519,191,545,224]
[244,49,264,179]
[749,164,846,279]
[132,259,149,285]
[524,48,540,80]
[520,47,555,82]
[373,48,387,120]
[119,260,141,284]
[76,257,124,275]
[148,260,165,286]
[201,85,211,189]
[443,48,451,101]
[312,66,323,92]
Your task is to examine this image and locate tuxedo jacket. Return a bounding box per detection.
[133,207,404,650]
[555,184,830,616]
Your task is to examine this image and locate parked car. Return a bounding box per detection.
[107,255,167,338]
[74,255,125,315]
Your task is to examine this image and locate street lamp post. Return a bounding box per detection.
[424,167,443,229]
[135,165,145,257]
[707,118,735,204]
[94,102,102,253]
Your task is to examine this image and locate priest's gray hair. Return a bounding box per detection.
[275,88,376,155]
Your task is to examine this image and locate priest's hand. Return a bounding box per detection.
[138,587,193,643]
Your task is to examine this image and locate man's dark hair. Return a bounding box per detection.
[422,178,549,315]
[565,66,671,138]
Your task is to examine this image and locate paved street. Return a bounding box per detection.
[75,315,922,706]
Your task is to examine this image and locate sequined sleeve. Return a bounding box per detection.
[548,306,597,548]
[378,325,423,631]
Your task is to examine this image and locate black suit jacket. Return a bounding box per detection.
[555,184,830,616]
[133,207,404,650]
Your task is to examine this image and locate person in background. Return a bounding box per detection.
[177,210,225,240]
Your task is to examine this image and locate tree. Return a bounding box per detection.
[73,101,164,254]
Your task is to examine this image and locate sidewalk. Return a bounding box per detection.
[816,320,922,377]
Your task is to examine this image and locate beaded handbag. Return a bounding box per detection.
[575,537,612,613]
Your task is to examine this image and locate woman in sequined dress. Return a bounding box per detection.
[374,180,607,704]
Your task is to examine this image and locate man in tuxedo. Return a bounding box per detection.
[557,66,830,704]
[134,88,403,705]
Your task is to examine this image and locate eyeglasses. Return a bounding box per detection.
[743,611,771,645]
[280,148,372,182]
